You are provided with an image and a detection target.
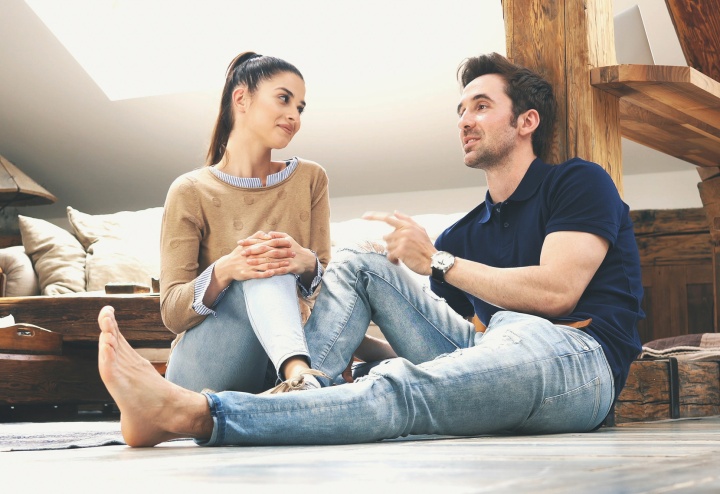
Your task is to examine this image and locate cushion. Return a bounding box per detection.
[330,212,466,250]
[18,215,86,295]
[0,245,40,297]
[67,206,163,291]
[329,212,467,289]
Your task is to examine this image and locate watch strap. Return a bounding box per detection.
[431,265,446,283]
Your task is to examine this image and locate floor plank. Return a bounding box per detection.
[2,417,719,492]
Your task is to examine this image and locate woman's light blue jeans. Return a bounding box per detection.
[200,249,615,446]
[165,275,309,394]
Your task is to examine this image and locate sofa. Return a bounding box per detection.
[0,206,467,300]
[0,206,466,411]
[0,205,467,343]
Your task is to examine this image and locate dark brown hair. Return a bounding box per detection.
[206,52,304,166]
[457,53,556,161]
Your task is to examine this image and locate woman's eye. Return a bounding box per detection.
[279,94,289,103]
[298,106,305,115]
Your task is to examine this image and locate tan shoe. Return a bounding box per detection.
[260,369,329,395]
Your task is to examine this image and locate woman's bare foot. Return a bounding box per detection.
[97,306,213,447]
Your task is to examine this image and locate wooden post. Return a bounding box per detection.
[665,0,720,332]
[697,171,720,334]
[698,178,720,332]
[502,0,623,194]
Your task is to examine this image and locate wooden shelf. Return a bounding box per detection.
[590,64,720,168]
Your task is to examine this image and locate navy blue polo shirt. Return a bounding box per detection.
[432,157,644,399]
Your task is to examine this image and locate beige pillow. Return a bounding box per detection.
[67,206,163,291]
[0,245,40,296]
[18,215,86,295]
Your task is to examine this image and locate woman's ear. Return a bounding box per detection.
[518,109,540,136]
[232,87,249,113]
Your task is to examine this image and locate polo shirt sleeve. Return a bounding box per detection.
[545,161,625,246]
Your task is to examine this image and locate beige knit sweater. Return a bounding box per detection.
[159,159,331,334]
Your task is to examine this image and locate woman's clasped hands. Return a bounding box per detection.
[223,230,316,281]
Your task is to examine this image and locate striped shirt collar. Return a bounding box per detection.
[210,157,298,188]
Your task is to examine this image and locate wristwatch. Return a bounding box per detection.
[430,251,456,283]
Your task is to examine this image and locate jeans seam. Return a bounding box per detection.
[312,274,360,372]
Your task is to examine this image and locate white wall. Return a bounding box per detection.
[330,186,485,222]
[330,169,703,222]
[31,169,704,228]
[623,170,702,211]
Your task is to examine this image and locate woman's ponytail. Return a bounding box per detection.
[205,52,303,166]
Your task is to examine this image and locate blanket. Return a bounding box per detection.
[640,333,720,361]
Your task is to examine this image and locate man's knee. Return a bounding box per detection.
[329,246,393,274]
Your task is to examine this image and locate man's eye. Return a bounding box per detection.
[478,104,487,110]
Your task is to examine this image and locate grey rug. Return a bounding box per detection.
[0,421,125,451]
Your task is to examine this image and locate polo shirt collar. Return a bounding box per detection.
[478,158,550,224]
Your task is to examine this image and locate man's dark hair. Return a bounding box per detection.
[458,53,557,161]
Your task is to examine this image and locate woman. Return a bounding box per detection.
[162,52,331,394]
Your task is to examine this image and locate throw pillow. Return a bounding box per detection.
[330,212,466,250]
[329,212,467,289]
[0,245,40,297]
[67,206,163,291]
[18,215,86,295]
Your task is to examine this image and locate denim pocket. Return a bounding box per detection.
[518,377,601,434]
[559,325,596,352]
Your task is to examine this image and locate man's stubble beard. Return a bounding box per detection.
[464,118,518,171]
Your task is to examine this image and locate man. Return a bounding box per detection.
[97,52,643,447]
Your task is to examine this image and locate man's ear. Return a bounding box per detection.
[232,87,249,112]
[518,109,540,136]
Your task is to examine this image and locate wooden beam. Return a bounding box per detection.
[502,0,623,194]
[665,0,720,83]
[591,64,720,168]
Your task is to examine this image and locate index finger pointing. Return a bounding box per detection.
[362,211,403,228]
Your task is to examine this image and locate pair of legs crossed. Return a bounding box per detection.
[98,249,615,447]
[165,275,311,393]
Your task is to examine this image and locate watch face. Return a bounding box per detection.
[433,252,454,270]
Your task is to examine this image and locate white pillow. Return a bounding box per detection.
[329,212,467,289]
[67,206,163,291]
[330,212,466,249]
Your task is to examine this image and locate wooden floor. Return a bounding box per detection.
[2,416,719,492]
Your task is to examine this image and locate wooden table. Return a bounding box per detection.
[0,294,173,417]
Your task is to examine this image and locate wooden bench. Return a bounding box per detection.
[608,359,720,425]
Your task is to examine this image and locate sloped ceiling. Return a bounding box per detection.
[0,0,693,224]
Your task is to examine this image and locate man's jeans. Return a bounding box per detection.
[200,249,615,446]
